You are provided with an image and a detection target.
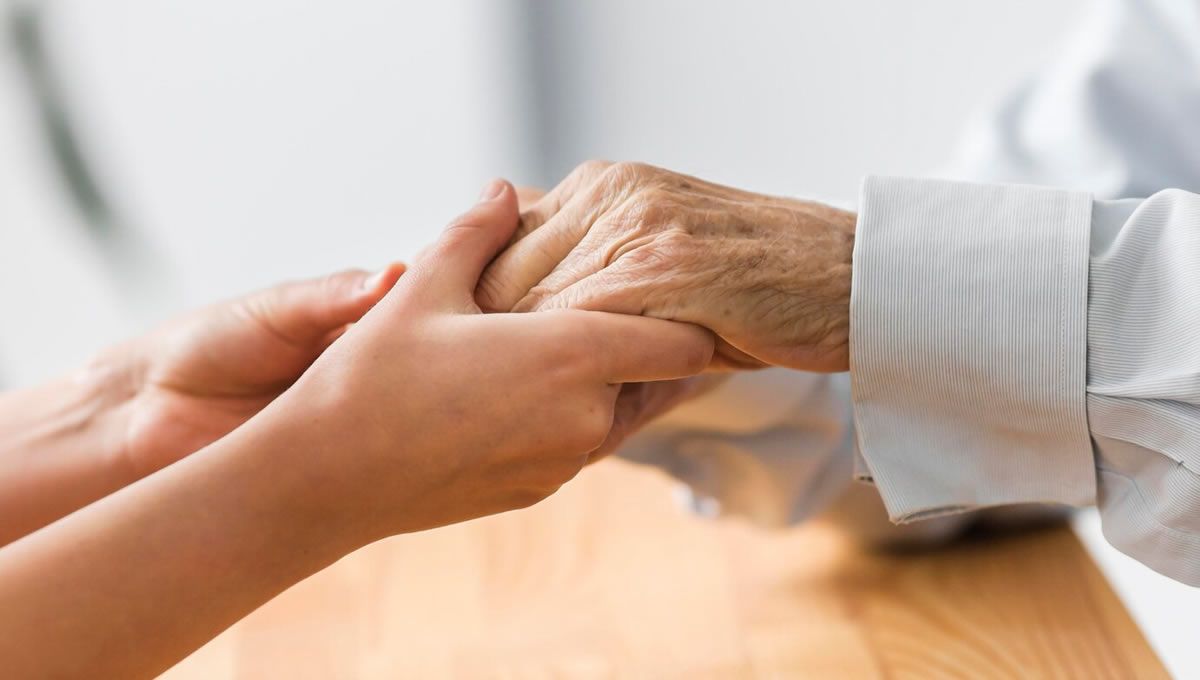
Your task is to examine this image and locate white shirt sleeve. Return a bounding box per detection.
[852,176,1200,586]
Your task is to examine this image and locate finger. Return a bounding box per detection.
[513,160,610,240]
[578,312,714,383]
[587,379,707,464]
[359,262,408,302]
[541,273,769,372]
[533,264,648,316]
[707,339,770,371]
[475,163,612,312]
[408,179,519,306]
[243,262,406,347]
[475,192,595,312]
[514,185,547,212]
[515,189,716,313]
[509,218,621,313]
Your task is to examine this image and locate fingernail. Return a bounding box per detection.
[478,179,506,202]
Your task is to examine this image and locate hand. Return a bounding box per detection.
[98,265,404,478]
[258,180,715,539]
[505,184,722,464]
[475,161,856,372]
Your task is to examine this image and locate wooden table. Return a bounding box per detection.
[164,460,1167,679]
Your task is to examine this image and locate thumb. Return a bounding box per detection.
[410,179,519,306]
[242,262,405,347]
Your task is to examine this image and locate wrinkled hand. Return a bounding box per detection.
[505,184,726,463]
[257,181,714,538]
[96,265,404,477]
[478,161,856,372]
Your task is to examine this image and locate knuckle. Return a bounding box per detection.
[442,218,485,240]
[608,187,678,239]
[557,160,614,200]
[616,197,654,228]
[571,159,609,175]
[572,159,613,181]
[430,222,484,257]
[608,160,653,180]
[636,184,673,206]
[621,242,673,271]
[603,161,646,187]
[655,228,694,256]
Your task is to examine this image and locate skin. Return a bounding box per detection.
[509,185,728,463]
[0,180,714,677]
[478,161,857,372]
[0,264,405,546]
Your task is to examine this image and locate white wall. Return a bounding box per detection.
[529,1,1086,200]
[1,0,536,385]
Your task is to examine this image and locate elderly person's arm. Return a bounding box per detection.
[478,162,1200,587]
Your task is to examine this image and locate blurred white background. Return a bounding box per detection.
[1,0,1196,675]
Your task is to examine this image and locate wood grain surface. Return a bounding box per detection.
[163,460,1167,679]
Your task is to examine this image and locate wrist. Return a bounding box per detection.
[236,378,386,551]
[811,200,855,370]
[0,349,143,543]
[196,410,372,563]
[778,197,855,371]
[79,343,148,482]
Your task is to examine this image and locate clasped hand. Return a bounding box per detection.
[51,162,854,544]
[0,163,851,679]
[479,161,856,372]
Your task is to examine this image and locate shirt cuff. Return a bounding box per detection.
[850,176,1096,522]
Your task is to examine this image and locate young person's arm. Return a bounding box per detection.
[0,266,403,547]
[0,181,714,678]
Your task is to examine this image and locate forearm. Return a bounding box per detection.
[0,403,359,678]
[0,360,138,545]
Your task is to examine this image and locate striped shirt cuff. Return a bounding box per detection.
[849,176,1096,522]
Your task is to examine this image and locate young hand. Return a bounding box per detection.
[255,180,715,540]
[100,265,405,478]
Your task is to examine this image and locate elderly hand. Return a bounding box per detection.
[499,184,727,464]
[477,161,856,372]
[97,264,404,478]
